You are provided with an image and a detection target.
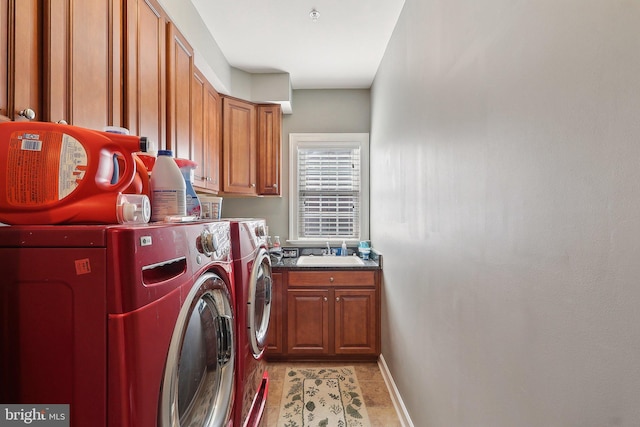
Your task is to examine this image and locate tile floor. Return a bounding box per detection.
[265,361,402,427]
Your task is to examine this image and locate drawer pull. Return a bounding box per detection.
[336,297,340,302]
[329,277,334,282]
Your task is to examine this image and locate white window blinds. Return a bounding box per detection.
[297,147,361,238]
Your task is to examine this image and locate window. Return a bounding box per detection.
[289,133,369,244]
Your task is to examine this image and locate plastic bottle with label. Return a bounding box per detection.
[150,150,186,221]
[0,121,151,225]
[174,158,201,218]
[341,240,348,256]
[271,236,283,265]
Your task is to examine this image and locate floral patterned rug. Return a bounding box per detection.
[276,366,371,427]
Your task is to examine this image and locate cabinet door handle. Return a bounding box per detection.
[19,108,36,120]
[336,297,340,302]
[323,296,328,302]
[56,120,68,125]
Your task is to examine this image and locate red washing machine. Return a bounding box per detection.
[0,221,236,427]
[229,219,272,427]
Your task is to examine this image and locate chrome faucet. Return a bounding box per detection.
[325,241,331,256]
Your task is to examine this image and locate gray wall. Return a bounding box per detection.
[371,0,640,426]
[223,89,371,240]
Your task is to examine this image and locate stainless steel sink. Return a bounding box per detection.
[296,255,365,267]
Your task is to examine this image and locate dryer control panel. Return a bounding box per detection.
[197,222,231,261]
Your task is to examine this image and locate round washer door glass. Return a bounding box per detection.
[159,272,235,427]
[248,247,272,358]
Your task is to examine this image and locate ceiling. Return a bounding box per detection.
[191,0,405,90]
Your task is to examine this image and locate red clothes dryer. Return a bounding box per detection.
[229,219,272,427]
[0,221,236,427]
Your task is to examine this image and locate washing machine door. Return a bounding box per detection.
[159,272,235,427]
[247,247,272,358]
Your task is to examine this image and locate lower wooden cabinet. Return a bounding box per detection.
[266,272,284,354]
[287,288,330,355]
[334,288,377,354]
[266,269,380,361]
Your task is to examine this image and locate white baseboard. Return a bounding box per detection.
[378,354,414,427]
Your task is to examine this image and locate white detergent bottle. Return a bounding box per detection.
[150,150,186,221]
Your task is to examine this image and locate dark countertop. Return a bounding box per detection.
[270,247,382,271]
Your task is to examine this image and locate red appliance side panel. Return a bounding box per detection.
[0,247,107,427]
[0,224,108,247]
[108,284,183,427]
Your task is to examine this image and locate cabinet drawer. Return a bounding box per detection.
[288,270,375,287]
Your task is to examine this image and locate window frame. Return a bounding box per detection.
[288,133,370,245]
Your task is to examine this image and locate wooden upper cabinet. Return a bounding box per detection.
[1,0,41,122]
[192,67,221,193]
[0,0,8,122]
[257,104,282,195]
[192,68,206,188]
[43,0,121,129]
[125,0,167,147]
[166,22,193,160]
[222,96,257,195]
[204,81,221,192]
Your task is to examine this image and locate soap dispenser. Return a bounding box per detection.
[341,240,347,256]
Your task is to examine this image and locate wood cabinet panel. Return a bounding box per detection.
[222,96,256,195]
[192,67,221,192]
[288,270,375,287]
[191,68,206,187]
[203,82,221,192]
[43,0,121,128]
[0,0,7,121]
[266,272,283,354]
[273,269,380,360]
[257,104,281,195]
[166,22,193,159]
[335,289,377,354]
[1,0,41,122]
[125,0,167,146]
[286,289,330,355]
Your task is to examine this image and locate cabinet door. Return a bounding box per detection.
[192,68,221,193]
[266,272,283,354]
[0,0,8,121]
[334,289,378,354]
[203,81,221,192]
[125,0,167,146]
[222,97,256,195]
[257,104,281,195]
[191,68,206,188]
[166,21,192,159]
[43,0,121,128]
[286,289,330,355]
[1,0,40,122]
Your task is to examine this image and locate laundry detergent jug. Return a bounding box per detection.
[0,121,152,225]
